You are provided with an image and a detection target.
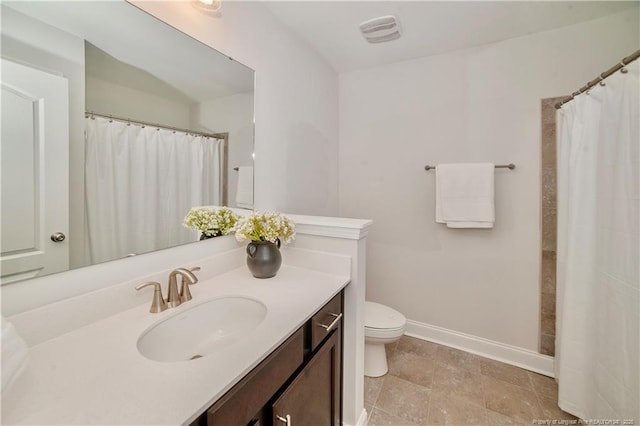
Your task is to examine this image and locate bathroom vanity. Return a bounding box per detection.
[2,215,371,426]
[2,266,348,425]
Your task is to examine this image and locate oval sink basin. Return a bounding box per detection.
[137,297,267,362]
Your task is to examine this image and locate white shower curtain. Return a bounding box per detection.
[556,61,639,419]
[85,116,223,264]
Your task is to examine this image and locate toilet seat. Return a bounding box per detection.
[365,326,405,340]
[365,301,406,330]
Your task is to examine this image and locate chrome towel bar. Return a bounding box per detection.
[424,163,516,171]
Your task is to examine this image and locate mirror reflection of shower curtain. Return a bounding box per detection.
[556,60,639,419]
[84,116,223,264]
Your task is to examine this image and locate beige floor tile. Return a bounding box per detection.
[432,362,485,407]
[365,375,385,405]
[387,339,400,355]
[486,409,528,425]
[527,372,558,401]
[375,375,431,424]
[388,350,436,388]
[427,391,489,425]
[396,336,439,359]
[537,396,578,421]
[363,337,575,426]
[479,358,532,389]
[365,403,374,418]
[482,376,545,423]
[436,345,481,373]
[369,407,421,426]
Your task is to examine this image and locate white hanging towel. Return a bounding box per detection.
[235,166,254,209]
[1,317,29,392]
[435,163,495,228]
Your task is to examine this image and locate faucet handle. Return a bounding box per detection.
[179,266,201,303]
[135,281,168,313]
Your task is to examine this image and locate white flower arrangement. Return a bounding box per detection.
[234,211,296,244]
[183,206,238,237]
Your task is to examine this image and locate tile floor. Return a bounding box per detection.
[365,336,577,425]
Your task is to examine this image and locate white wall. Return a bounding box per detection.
[133,1,340,216]
[86,75,194,129]
[194,93,255,207]
[339,9,639,351]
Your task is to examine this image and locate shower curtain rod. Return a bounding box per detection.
[85,111,225,139]
[555,49,640,109]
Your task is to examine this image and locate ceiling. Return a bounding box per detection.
[265,1,639,72]
[4,1,255,102]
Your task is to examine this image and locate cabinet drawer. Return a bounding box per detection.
[310,292,343,351]
[207,329,304,426]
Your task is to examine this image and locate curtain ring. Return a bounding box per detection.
[598,75,606,86]
[620,61,628,74]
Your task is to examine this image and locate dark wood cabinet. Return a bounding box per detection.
[272,327,341,426]
[207,329,304,426]
[197,291,343,426]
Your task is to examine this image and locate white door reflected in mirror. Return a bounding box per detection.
[1,59,69,284]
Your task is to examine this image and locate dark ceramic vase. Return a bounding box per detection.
[200,229,223,240]
[246,239,282,279]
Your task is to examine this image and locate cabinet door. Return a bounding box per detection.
[208,330,304,426]
[272,329,341,426]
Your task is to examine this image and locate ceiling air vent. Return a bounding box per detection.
[359,15,401,44]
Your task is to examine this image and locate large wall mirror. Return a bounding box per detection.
[1,1,255,284]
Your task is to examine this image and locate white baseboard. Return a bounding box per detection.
[405,319,555,377]
[356,408,368,426]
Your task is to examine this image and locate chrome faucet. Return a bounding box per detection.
[167,268,199,308]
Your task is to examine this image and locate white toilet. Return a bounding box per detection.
[364,301,407,377]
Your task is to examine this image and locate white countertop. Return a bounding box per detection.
[2,265,350,425]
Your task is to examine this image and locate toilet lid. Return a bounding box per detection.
[365,301,406,330]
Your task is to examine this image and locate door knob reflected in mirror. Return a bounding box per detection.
[50,232,66,242]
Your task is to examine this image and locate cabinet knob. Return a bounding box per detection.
[276,414,291,426]
[317,313,343,333]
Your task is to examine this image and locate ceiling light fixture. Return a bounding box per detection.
[192,0,222,17]
[359,15,401,44]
